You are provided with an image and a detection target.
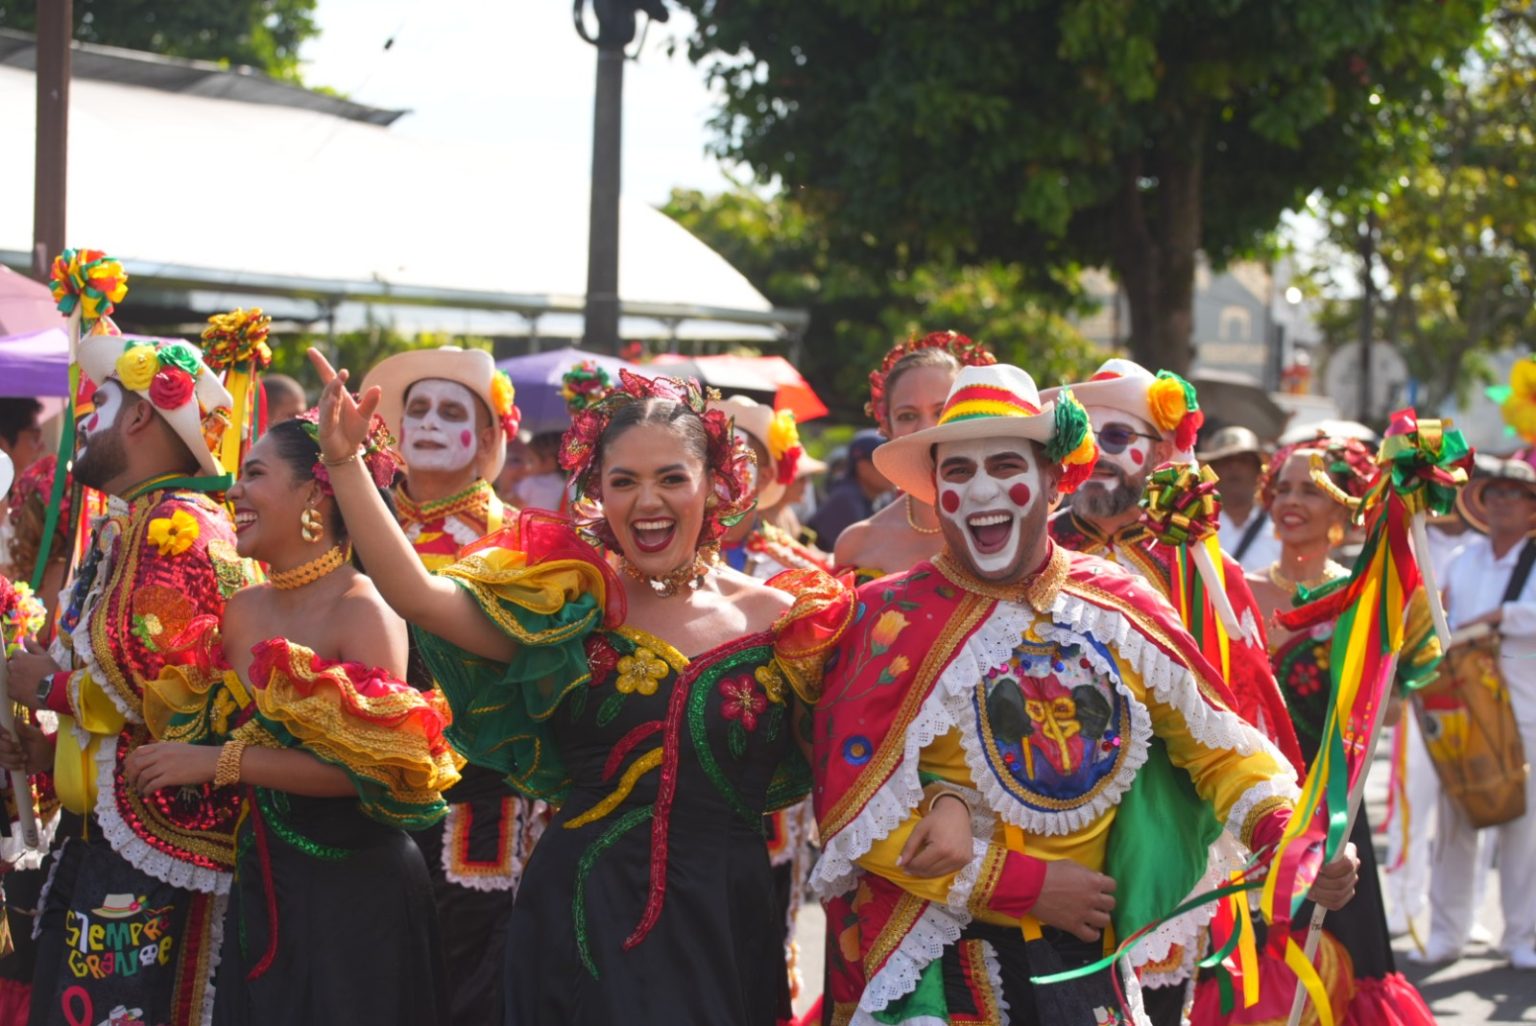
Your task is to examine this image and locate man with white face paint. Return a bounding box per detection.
[1042,359,1305,1023]
[802,364,1355,1026]
[361,347,535,1025]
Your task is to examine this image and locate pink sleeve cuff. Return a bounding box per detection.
[45,671,74,716]
[984,851,1048,918]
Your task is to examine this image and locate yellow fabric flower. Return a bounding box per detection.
[1065,431,1098,467]
[766,409,801,462]
[871,610,909,650]
[490,371,516,418]
[146,509,201,557]
[616,647,669,696]
[755,661,788,704]
[116,344,159,392]
[1145,376,1189,433]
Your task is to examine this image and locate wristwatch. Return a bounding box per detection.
[35,671,55,706]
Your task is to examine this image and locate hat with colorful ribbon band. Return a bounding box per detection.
[77,333,235,480]
[1042,357,1206,458]
[360,347,518,482]
[873,364,1098,504]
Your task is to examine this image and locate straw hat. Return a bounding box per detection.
[1197,425,1264,464]
[873,364,1096,504]
[361,347,516,481]
[77,334,233,478]
[1457,456,1536,536]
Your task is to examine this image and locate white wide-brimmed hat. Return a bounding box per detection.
[710,395,811,509]
[77,334,233,479]
[1041,357,1205,460]
[361,347,517,481]
[873,364,1097,504]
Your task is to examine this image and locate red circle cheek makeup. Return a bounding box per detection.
[1009,483,1033,507]
[940,490,961,514]
[1130,449,1145,466]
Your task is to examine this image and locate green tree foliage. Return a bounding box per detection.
[0,0,319,82]
[676,0,1494,375]
[265,324,492,396]
[1300,0,1536,411]
[664,187,1102,423]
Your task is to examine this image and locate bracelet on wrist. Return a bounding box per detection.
[918,781,972,818]
[320,449,362,468]
[214,739,249,788]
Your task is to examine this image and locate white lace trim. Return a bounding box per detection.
[1128,832,1245,981]
[439,803,516,893]
[1121,956,1153,1026]
[980,939,1011,1021]
[65,518,142,727]
[197,891,229,1026]
[31,835,68,942]
[0,803,60,870]
[1224,776,1301,845]
[444,516,482,549]
[860,901,970,1013]
[93,735,231,895]
[1052,592,1292,769]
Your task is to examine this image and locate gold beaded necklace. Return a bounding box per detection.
[905,494,942,536]
[619,543,720,598]
[1267,559,1348,597]
[269,546,348,590]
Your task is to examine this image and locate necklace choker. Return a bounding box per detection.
[1267,559,1348,597]
[620,544,719,598]
[270,546,348,590]
[905,494,942,535]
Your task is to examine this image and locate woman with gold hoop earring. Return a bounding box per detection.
[831,330,997,582]
[1189,434,1439,1025]
[122,414,462,1025]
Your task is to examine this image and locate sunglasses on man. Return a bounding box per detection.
[1095,423,1160,455]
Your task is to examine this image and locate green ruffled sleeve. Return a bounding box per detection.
[413,543,613,803]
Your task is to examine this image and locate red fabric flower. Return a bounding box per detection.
[585,633,620,683]
[718,675,768,731]
[149,367,196,409]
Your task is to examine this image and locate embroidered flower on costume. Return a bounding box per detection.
[615,647,669,696]
[870,610,909,652]
[1292,661,1324,698]
[585,634,621,683]
[146,509,201,557]
[719,675,768,731]
[116,344,159,392]
[842,735,874,766]
[876,653,913,685]
[755,661,787,705]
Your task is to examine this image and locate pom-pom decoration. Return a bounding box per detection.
[1497,358,1536,444]
[1044,388,1098,494]
[561,360,615,415]
[201,308,273,372]
[298,407,403,493]
[561,369,755,553]
[1147,371,1205,452]
[490,369,522,436]
[0,576,48,656]
[49,249,128,326]
[1139,463,1223,546]
[866,330,996,436]
[766,409,804,486]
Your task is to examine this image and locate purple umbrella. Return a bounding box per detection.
[0,327,70,397]
[496,347,642,433]
[0,267,66,336]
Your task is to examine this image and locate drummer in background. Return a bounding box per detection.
[1198,425,1280,572]
[1420,458,1536,969]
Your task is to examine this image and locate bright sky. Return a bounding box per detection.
[300,0,740,206]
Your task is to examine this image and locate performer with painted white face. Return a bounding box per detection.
[360,347,533,1025]
[805,364,1357,1026]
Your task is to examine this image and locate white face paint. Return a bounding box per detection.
[76,381,124,460]
[934,437,1043,577]
[1084,405,1157,480]
[401,379,480,474]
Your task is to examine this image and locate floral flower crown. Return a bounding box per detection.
[201,308,273,372]
[1144,371,1205,452]
[1260,434,1379,509]
[561,360,616,415]
[866,330,997,436]
[560,369,756,551]
[111,338,215,413]
[297,408,404,493]
[489,369,522,437]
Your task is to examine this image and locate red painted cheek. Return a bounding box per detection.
[1009,483,1033,507]
[460,430,473,448]
[940,490,961,514]
[1129,449,1145,466]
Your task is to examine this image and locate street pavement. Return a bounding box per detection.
[791,740,1536,1022]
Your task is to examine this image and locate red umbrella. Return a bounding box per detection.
[0,267,66,337]
[651,354,828,422]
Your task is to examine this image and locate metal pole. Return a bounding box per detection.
[32,0,72,279]
[1357,210,1377,425]
[584,46,624,356]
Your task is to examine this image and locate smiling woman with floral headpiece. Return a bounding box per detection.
[298,350,921,1026]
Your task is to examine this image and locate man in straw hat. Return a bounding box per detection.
[1042,360,1303,1020]
[1196,425,1281,573]
[3,332,255,1026]
[360,345,531,1023]
[1417,457,1536,969]
[795,364,1356,1026]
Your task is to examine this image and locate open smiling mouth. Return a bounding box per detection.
[631,518,677,554]
[966,511,1015,554]
[233,510,256,533]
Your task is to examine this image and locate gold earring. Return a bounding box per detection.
[300,505,324,544]
[1326,523,1345,547]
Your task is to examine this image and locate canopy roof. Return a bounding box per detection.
[0,32,805,341]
